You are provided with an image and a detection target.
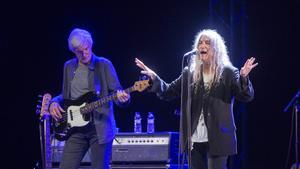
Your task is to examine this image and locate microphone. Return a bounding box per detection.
[183,49,198,57]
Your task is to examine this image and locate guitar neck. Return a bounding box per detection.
[80,86,134,114]
[43,114,52,169]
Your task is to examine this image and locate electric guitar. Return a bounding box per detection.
[38,93,52,169]
[53,79,150,141]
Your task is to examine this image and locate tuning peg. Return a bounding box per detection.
[38,95,43,98]
[37,100,42,103]
[36,109,40,115]
[36,105,41,109]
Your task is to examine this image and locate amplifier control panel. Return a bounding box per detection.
[113,136,169,145]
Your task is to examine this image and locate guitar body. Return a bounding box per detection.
[53,92,97,141]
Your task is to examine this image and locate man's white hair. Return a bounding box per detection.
[68,28,93,52]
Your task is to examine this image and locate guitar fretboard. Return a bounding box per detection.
[80,87,133,114]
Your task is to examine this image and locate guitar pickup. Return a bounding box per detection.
[69,110,73,121]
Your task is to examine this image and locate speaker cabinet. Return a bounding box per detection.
[53,164,187,169]
[51,132,180,167]
[51,138,91,163]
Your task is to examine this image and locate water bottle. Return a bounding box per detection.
[147,112,155,133]
[134,112,142,133]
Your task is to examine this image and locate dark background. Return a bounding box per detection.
[1,1,299,169]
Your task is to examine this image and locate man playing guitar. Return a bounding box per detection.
[49,28,130,169]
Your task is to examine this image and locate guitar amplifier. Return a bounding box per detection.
[111,132,179,164]
[51,132,179,165]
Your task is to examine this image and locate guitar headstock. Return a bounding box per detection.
[37,93,52,117]
[133,79,150,92]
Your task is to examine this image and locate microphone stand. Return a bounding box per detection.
[284,88,300,169]
[180,53,193,169]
